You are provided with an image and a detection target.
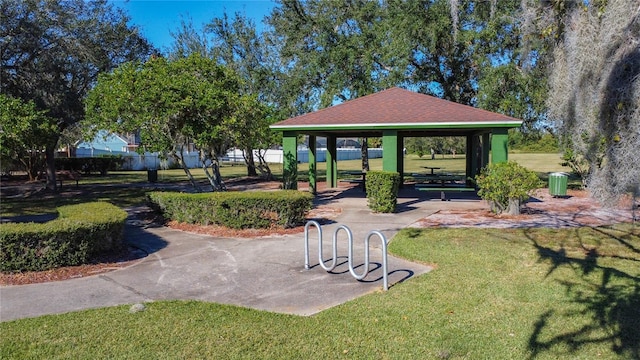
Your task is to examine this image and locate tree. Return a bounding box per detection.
[476,161,541,215]
[268,0,548,171]
[0,0,152,190]
[0,95,57,180]
[170,13,284,178]
[85,54,243,191]
[268,0,397,172]
[405,137,429,158]
[523,0,640,205]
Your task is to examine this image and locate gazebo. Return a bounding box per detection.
[270,87,523,193]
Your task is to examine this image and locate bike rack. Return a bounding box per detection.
[304,220,389,291]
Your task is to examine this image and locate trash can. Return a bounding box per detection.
[549,172,568,197]
[147,169,158,183]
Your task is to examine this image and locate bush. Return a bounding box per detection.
[55,156,124,175]
[366,171,401,213]
[0,202,128,272]
[148,190,313,229]
[475,162,541,215]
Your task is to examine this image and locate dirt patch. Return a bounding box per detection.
[412,188,637,229]
[3,182,636,286]
[0,246,145,286]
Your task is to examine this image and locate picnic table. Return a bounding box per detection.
[411,173,465,186]
[414,183,476,201]
[39,170,81,188]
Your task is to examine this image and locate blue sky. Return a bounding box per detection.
[109,0,276,51]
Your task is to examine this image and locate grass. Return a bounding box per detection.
[0,152,636,358]
[0,152,573,218]
[1,225,638,359]
[293,152,568,179]
[0,165,253,217]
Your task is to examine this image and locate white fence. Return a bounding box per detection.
[75,147,383,170]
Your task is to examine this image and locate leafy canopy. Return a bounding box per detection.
[86,54,240,154]
[476,161,541,215]
[0,95,57,179]
[0,0,152,188]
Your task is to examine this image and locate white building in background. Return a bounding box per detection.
[73,131,382,170]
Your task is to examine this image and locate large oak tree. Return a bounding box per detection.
[267,0,549,167]
[523,0,640,205]
[0,0,152,189]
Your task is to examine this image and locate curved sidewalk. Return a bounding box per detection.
[1,187,479,322]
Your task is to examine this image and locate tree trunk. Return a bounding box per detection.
[203,160,226,192]
[254,149,273,180]
[360,137,369,171]
[506,198,521,215]
[244,148,258,176]
[172,152,200,191]
[44,145,57,191]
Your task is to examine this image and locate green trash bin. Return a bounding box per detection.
[549,172,568,197]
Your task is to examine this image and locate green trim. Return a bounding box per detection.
[271,121,521,132]
[282,132,298,190]
[397,134,405,186]
[471,135,480,177]
[308,135,317,195]
[382,131,398,172]
[465,135,473,186]
[326,136,337,188]
[482,133,490,168]
[491,128,509,163]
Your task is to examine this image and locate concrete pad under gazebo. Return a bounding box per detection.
[270,87,523,194]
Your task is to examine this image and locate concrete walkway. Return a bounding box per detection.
[0,186,485,322]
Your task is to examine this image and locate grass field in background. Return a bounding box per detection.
[2,225,638,359]
[292,152,568,181]
[0,152,570,217]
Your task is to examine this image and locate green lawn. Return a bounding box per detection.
[294,152,567,176]
[0,152,571,217]
[2,225,638,359]
[1,153,637,358]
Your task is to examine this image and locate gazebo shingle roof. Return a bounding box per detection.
[271,87,521,130]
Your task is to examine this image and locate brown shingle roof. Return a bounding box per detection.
[271,87,522,130]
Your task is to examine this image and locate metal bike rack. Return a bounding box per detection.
[304,220,389,291]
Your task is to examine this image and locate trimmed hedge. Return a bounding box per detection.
[0,202,128,272]
[148,190,314,229]
[55,156,124,175]
[366,171,401,213]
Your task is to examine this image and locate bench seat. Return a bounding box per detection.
[415,184,476,201]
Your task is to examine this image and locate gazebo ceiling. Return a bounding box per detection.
[270,87,523,133]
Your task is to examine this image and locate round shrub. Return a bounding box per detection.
[0,202,128,272]
[475,162,541,215]
[366,171,401,213]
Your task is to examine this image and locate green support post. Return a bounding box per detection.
[326,135,337,188]
[482,133,490,169]
[491,128,509,163]
[471,134,480,177]
[382,130,398,172]
[397,134,404,186]
[282,131,298,190]
[466,135,473,185]
[308,135,317,195]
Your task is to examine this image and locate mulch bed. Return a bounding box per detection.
[2,180,636,286]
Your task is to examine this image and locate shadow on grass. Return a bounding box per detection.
[1,185,150,217]
[524,226,640,359]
